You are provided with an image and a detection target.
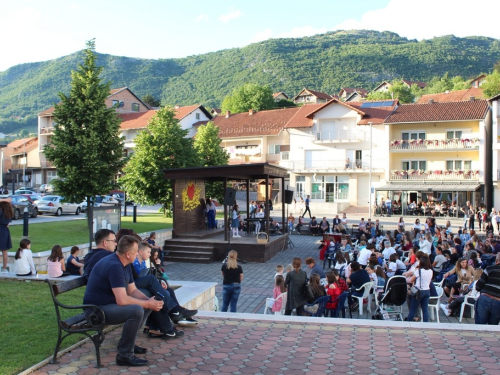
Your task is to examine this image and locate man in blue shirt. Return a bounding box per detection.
[83,235,163,366]
[302,195,312,219]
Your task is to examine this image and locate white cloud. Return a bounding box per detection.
[218,10,242,23]
[194,14,209,22]
[250,29,273,44]
[333,0,500,40]
[278,25,329,39]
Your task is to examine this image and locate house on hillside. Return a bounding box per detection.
[339,88,368,101]
[37,87,151,185]
[471,74,486,88]
[0,137,41,189]
[417,88,484,104]
[373,80,426,94]
[381,100,491,214]
[282,99,397,211]
[273,92,289,102]
[210,108,221,117]
[120,104,212,156]
[293,89,332,104]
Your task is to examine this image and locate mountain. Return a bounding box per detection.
[1,30,499,134]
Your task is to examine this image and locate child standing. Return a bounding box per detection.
[275,264,284,279]
[272,275,286,314]
[232,205,241,238]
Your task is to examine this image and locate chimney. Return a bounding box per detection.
[469,96,475,102]
[428,99,434,104]
[225,110,231,118]
[249,109,255,115]
[174,105,180,109]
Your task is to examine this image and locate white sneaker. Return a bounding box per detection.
[1,268,8,273]
[440,303,451,317]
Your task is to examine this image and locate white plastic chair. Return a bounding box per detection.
[460,290,479,322]
[352,282,374,315]
[264,292,287,315]
[428,286,444,322]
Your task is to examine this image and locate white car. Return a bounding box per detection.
[81,195,120,212]
[35,195,82,216]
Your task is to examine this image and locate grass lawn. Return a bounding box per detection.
[0,280,87,374]
[9,213,172,253]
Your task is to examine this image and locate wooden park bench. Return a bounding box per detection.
[46,277,107,368]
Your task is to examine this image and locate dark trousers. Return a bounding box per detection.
[302,206,311,218]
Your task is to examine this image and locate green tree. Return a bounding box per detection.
[274,99,296,108]
[366,91,392,101]
[482,70,500,98]
[193,122,229,202]
[389,80,415,103]
[19,129,29,138]
[142,94,161,107]
[120,107,200,216]
[44,39,124,208]
[221,83,275,114]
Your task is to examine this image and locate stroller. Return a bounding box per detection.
[372,275,407,321]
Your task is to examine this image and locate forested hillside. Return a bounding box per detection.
[1,30,499,134]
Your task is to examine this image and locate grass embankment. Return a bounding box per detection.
[9,213,172,253]
[0,280,86,374]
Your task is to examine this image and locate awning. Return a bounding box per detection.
[375,183,481,192]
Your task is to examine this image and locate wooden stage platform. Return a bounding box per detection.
[164,229,289,263]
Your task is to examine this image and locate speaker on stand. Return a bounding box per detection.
[284,189,295,248]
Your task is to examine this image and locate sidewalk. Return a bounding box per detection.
[29,313,500,374]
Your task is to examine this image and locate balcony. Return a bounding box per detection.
[389,138,479,152]
[314,130,367,143]
[40,127,55,135]
[279,159,385,172]
[390,170,480,181]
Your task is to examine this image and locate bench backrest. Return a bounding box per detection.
[47,276,87,297]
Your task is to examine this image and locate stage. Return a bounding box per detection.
[164,229,289,263]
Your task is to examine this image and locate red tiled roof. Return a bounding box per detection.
[173,104,200,120]
[402,80,427,89]
[192,120,209,127]
[8,137,37,148]
[39,106,55,116]
[109,87,127,95]
[283,104,324,128]
[348,101,399,125]
[293,89,332,101]
[119,110,157,130]
[304,99,365,119]
[212,107,301,137]
[417,88,484,104]
[384,100,489,124]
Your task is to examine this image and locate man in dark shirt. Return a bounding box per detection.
[83,235,163,366]
[475,253,500,325]
[346,261,371,308]
[83,229,116,281]
[302,195,312,218]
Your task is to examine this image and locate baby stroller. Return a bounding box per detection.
[372,275,407,321]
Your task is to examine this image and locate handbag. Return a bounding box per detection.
[409,269,422,300]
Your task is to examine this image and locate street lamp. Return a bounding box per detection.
[368,122,373,219]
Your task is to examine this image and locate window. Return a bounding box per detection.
[131,103,140,112]
[402,132,425,140]
[402,160,426,170]
[311,175,349,202]
[47,170,58,183]
[196,113,200,120]
[281,151,289,160]
[446,160,472,170]
[446,130,462,139]
[112,100,119,106]
[268,145,280,155]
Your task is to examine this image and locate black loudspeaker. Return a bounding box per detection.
[224,188,236,205]
[284,190,294,204]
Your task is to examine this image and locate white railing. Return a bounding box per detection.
[315,130,367,142]
[390,138,480,150]
[390,170,480,181]
[280,159,385,171]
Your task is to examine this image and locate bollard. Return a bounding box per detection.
[124,201,127,217]
[23,207,29,237]
[133,205,137,223]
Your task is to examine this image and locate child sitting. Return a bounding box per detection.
[272,275,286,314]
[325,270,348,311]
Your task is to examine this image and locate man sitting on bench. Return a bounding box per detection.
[83,235,163,367]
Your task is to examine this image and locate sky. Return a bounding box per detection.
[1,0,499,72]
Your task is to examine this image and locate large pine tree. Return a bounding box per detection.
[44,39,124,206]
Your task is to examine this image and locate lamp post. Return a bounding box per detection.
[368,122,373,219]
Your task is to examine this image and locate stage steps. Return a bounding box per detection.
[163,241,215,263]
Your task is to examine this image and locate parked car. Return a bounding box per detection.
[81,195,120,212]
[34,195,82,216]
[39,184,55,194]
[109,191,134,206]
[0,194,38,219]
[14,187,37,195]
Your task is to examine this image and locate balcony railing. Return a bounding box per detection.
[40,127,55,135]
[390,170,480,181]
[314,130,367,142]
[280,159,385,171]
[389,138,480,151]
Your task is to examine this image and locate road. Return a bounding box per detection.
[8,204,163,226]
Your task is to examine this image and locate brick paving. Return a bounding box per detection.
[31,314,500,374]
